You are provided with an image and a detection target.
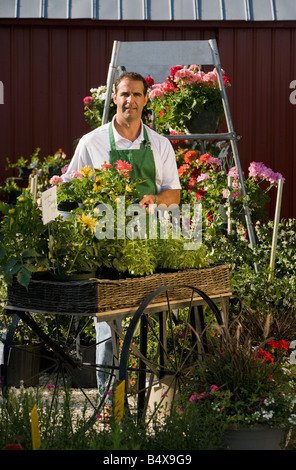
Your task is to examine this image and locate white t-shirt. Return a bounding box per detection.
[63,118,181,194]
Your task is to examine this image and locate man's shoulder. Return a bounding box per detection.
[80,122,110,145]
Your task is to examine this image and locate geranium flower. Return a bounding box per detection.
[83,96,93,105]
[115,160,132,177]
[102,163,112,170]
[50,175,64,186]
[145,76,154,87]
[184,150,198,163]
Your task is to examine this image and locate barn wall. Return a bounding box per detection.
[0,18,295,218]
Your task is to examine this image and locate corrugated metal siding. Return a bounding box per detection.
[0,20,295,219]
[1,0,296,21]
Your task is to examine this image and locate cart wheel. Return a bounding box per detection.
[118,284,223,424]
[1,311,117,424]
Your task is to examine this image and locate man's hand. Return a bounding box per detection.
[139,189,180,213]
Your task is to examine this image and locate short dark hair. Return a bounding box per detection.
[114,72,148,96]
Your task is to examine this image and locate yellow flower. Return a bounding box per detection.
[93,177,104,192]
[125,185,132,192]
[78,213,97,233]
[18,196,25,202]
[80,165,93,177]
[8,208,15,214]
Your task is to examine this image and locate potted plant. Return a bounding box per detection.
[186,316,296,450]
[176,148,284,233]
[148,65,231,134]
[0,189,50,288]
[6,148,41,180]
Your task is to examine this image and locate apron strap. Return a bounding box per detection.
[109,122,150,151]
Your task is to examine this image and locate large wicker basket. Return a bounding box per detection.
[96,264,231,312]
[6,264,231,314]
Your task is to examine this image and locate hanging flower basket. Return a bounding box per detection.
[186,111,221,134]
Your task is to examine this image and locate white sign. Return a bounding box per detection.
[41,186,58,224]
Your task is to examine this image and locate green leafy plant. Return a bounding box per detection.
[0,189,49,288]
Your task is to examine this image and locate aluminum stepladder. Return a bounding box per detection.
[102,39,257,250]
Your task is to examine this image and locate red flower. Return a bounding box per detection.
[267,339,289,350]
[184,150,198,164]
[178,164,191,176]
[199,153,212,164]
[102,163,112,170]
[2,444,24,450]
[254,348,274,363]
[170,66,183,78]
[145,76,154,87]
[115,160,132,177]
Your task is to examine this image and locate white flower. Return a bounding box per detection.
[262,410,274,420]
[288,414,296,425]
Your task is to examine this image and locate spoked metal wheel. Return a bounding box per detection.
[118,284,224,424]
[1,310,118,425]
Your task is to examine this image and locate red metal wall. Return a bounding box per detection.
[0,19,296,218]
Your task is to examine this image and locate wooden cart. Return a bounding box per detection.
[2,264,231,425]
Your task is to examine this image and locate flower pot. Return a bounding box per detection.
[224,425,284,450]
[70,344,97,388]
[57,201,78,211]
[186,111,220,134]
[147,374,176,421]
[53,271,97,281]
[18,167,32,179]
[7,343,42,387]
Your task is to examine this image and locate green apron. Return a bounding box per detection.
[109,123,157,201]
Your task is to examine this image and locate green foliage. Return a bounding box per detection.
[0,190,49,288]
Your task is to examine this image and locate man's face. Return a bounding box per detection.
[113,78,148,123]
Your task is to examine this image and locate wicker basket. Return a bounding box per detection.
[96,264,231,312]
[6,264,231,314]
[7,278,99,314]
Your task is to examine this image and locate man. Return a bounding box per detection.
[63,71,181,398]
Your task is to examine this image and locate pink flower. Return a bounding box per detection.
[197,392,207,400]
[210,384,219,392]
[208,157,221,166]
[149,85,165,99]
[50,175,64,186]
[189,394,197,403]
[248,161,285,184]
[70,170,83,179]
[222,188,230,198]
[228,166,241,179]
[232,190,241,198]
[115,160,132,177]
[61,164,69,175]
[197,173,210,182]
[83,96,93,105]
